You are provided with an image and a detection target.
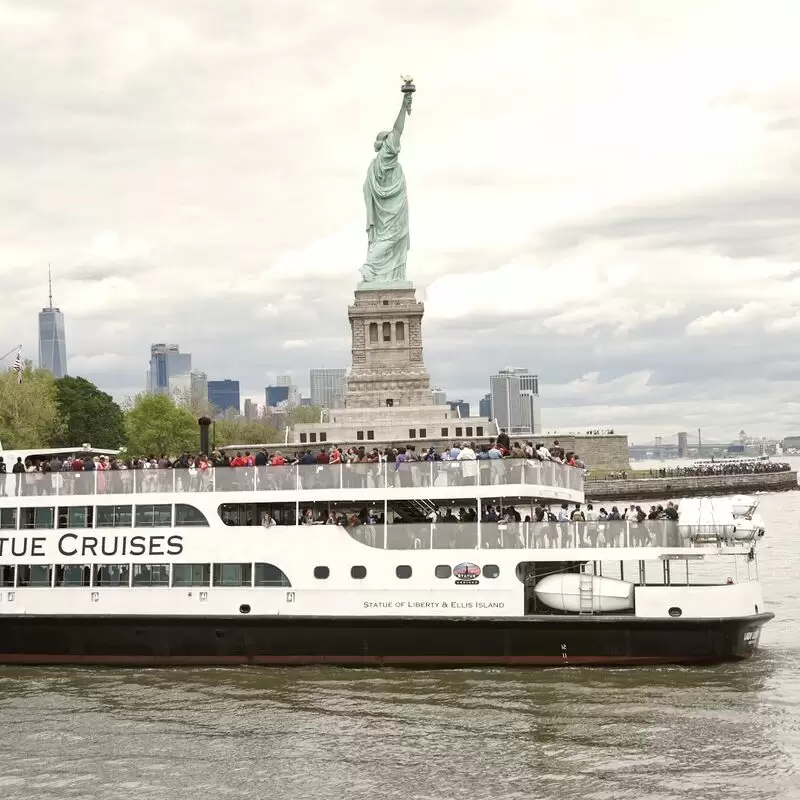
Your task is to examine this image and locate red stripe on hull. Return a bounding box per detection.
[0,653,751,667]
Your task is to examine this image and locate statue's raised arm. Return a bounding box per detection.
[393,92,412,137]
[359,81,415,287]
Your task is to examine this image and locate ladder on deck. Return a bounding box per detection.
[579,563,595,615]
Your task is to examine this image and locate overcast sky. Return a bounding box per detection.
[2,0,799,444]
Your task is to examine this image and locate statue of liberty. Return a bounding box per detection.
[360,85,414,285]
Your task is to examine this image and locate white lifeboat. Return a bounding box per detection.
[534,573,634,613]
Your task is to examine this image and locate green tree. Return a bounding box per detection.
[124,394,198,457]
[213,418,279,449]
[286,405,322,425]
[54,376,126,449]
[0,364,63,449]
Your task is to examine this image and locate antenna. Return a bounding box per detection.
[48,263,53,309]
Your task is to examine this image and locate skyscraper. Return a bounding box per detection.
[431,388,447,405]
[208,379,241,414]
[38,266,67,378]
[148,344,191,394]
[190,370,208,406]
[244,398,259,421]
[489,367,541,435]
[265,385,290,408]
[310,368,347,408]
[479,393,492,419]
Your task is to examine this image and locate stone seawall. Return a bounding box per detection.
[539,435,630,472]
[586,470,798,501]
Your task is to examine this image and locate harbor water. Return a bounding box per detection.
[0,482,798,799]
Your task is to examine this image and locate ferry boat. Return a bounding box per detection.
[0,458,773,666]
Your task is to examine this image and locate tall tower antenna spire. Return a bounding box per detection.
[48,263,53,309]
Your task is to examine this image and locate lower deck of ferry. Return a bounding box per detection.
[0,611,772,666]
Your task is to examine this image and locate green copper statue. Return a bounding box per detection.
[360,80,415,285]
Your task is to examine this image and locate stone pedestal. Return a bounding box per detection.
[345,285,431,408]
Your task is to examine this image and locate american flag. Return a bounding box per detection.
[12,351,22,384]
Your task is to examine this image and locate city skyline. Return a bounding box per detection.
[2,3,799,440]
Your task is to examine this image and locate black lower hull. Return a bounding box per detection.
[0,613,773,666]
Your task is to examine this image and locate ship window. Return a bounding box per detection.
[357,430,364,441]
[314,566,330,580]
[94,564,130,587]
[351,565,367,579]
[441,428,448,436]
[172,563,210,587]
[435,565,452,579]
[419,428,427,438]
[0,565,15,586]
[16,565,52,587]
[255,563,291,587]
[455,427,463,438]
[55,565,89,586]
[132,564,169,587]
[0,508,16,530]
[135,504,172,527]
[476,426,484,437]
[395,321,405,341]
[367,430,374,440]
[369,322,378,343]
[300,433,307,443]
[58,506,92,529]
[483,564,500,579]
[213,563,252,587]
[21,507,54,529]
[175,504,209,527]
[320,432,327,442]
[409,429,416,438]
[396,565,412,579]
[382,322,391,342]
[96,505,132,528]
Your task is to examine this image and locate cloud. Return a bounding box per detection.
[685,303,764,336]
[2,0,800,442]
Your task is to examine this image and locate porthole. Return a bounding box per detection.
[396,565,412,579]
[483,564,500,579]
[239,604,251,614]
[668,606,682,618]
[314,566,330,580]
[435,565,451,579]
[351,565,367,580]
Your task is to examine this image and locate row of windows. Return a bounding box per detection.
[298,431,328,444]
[302,424,487,445]
[0,562,290,588]
[313,564,500,580]
[0,562,500,586]
[0,504,208,531]
[368,321,405,344]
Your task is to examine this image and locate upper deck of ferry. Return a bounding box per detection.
[0,460,585,504]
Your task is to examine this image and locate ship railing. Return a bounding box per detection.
[345,520,757,550]
[6,460,584,497]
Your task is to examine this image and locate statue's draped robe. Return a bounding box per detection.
[361,131,409,283]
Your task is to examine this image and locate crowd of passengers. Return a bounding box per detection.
[0,433,587,496]
[649,461,791,477]
[286,501,682,549]
[270,500,680,529]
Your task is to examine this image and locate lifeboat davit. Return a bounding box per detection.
[534,573,634,613]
